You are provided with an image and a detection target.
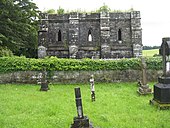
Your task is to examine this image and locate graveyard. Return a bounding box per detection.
[1,83,170,128]
[1,1,170,128]
[0,50,170,127]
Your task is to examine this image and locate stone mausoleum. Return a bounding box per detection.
[38,10,142,59]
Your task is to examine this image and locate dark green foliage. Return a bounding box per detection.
[0,0,40,58]
[145,57,162,70]
[0,56,162,73]
[0,46,13,57]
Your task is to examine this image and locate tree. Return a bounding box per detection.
[0,0,40,58]
[57,6,65,14]
[97,3,111,12]
[45,9,56,14]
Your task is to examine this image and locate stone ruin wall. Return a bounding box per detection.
[38,11,142,59]
[0,70,162,84]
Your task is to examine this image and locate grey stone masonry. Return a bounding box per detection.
[0,70,162,84]
[38,10,142,59]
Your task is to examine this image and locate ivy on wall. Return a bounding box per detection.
[0,56,162,73]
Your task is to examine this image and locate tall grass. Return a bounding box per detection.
[0,83,170,128]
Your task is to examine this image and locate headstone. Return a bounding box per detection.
[71,87,93,128]
[90,75,95,102]
[38,46,47,59]
[69,45,78,58]
[150,38,170,109]
[137,57,152,95]
[39,69,49,91]
[101,44,111,59]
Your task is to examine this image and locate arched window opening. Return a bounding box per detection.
[58,30,62,41]
[118,29,122,41]
[88,30,92,41]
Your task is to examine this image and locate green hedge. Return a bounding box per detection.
[0,56,162,73]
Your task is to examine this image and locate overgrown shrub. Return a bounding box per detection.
[0,56,162,73]
[0,47,13,57]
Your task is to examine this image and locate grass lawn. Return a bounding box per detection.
[0,83,170,128]
[142,49,159,57]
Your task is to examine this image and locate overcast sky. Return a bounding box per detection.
[33,0,170,46]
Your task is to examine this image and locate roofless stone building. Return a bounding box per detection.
[38,10,142,59]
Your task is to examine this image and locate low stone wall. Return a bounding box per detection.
[0,70,162,84]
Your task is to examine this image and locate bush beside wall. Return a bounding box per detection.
[0,56,162,83]
[0,56,162,73]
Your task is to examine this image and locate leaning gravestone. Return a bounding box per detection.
[137,57,152,95]
[71,87,93,128]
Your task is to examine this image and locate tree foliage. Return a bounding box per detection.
[57,6,65,14]
[0,0,40,58]
[0,46,13,57]
[45,9,56,14]
[97,3,111,12]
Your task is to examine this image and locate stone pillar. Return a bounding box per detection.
[69,12,79,58]
[38,13,48,47]
[131,11,142,57]
[100,11,111,58]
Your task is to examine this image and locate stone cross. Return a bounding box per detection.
[141,57,147,85]
[137,57,152,95]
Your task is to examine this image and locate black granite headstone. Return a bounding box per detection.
[150,37,170,109]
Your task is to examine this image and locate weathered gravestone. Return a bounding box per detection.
[39,69,49,91]
[90,75,95,102]
[150,37,170,109]
[31,71,49,91]
[38,46,47,59]
[69,45,78,59]
[37,45,49,91]
[71,87,93,128]
[137,57,152,95]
